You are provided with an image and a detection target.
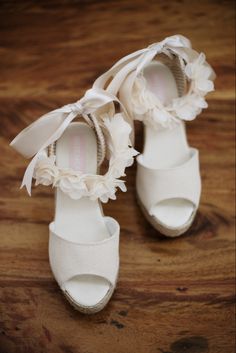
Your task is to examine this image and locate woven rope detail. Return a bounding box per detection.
[155,53,186,97]
[48,114,106,167]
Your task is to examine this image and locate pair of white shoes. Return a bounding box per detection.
[10,35,215,313]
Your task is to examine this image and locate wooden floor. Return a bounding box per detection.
[0,1,235,353]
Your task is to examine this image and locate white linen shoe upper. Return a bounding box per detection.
[10,88,138,313]
[93,35,215,236]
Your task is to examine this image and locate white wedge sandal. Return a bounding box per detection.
[10,88,137,313]
[93,35,215,237]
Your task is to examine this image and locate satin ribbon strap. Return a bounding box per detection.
[10,88,124,195]
[93,34,192,94]
[10,102,84,159]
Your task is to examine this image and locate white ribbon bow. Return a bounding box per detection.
[93,35,192,95]
[10,88,122,194]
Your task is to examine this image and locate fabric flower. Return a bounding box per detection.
[130,54,214,125]
[33,112,136,201]
[103,114,138,177]
[146,106,177,128]
[34,155,58,186]
[109,147,138,178]
[132,76,158,117]
[91,178,116,203]
[56,169,88,199]
[104,114,131,151]
[185,53,214,94]
[131,76,177,128]
[173,94,208,120]
[87,174,127,203]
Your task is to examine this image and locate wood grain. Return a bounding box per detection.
[0,1,235,353]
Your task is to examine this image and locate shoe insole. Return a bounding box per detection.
[54,122,110,307]
[140,61,194,228]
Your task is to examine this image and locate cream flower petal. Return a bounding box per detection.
[130,49,215,127]
[185,53,215,96]
[33,110,137,201]
[194,96,208,109]
[34,155,59,186]
[57,170,88,200]
[197,79,214,93]
[104,113,132,150]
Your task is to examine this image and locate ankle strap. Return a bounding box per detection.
[10,88,138,201]
[93,35,215,127]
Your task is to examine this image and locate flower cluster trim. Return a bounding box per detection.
[33,114,138,202]
[131,50,215,128]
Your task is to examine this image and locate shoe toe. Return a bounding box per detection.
[64,275,112,311]
[151,198,195,230]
